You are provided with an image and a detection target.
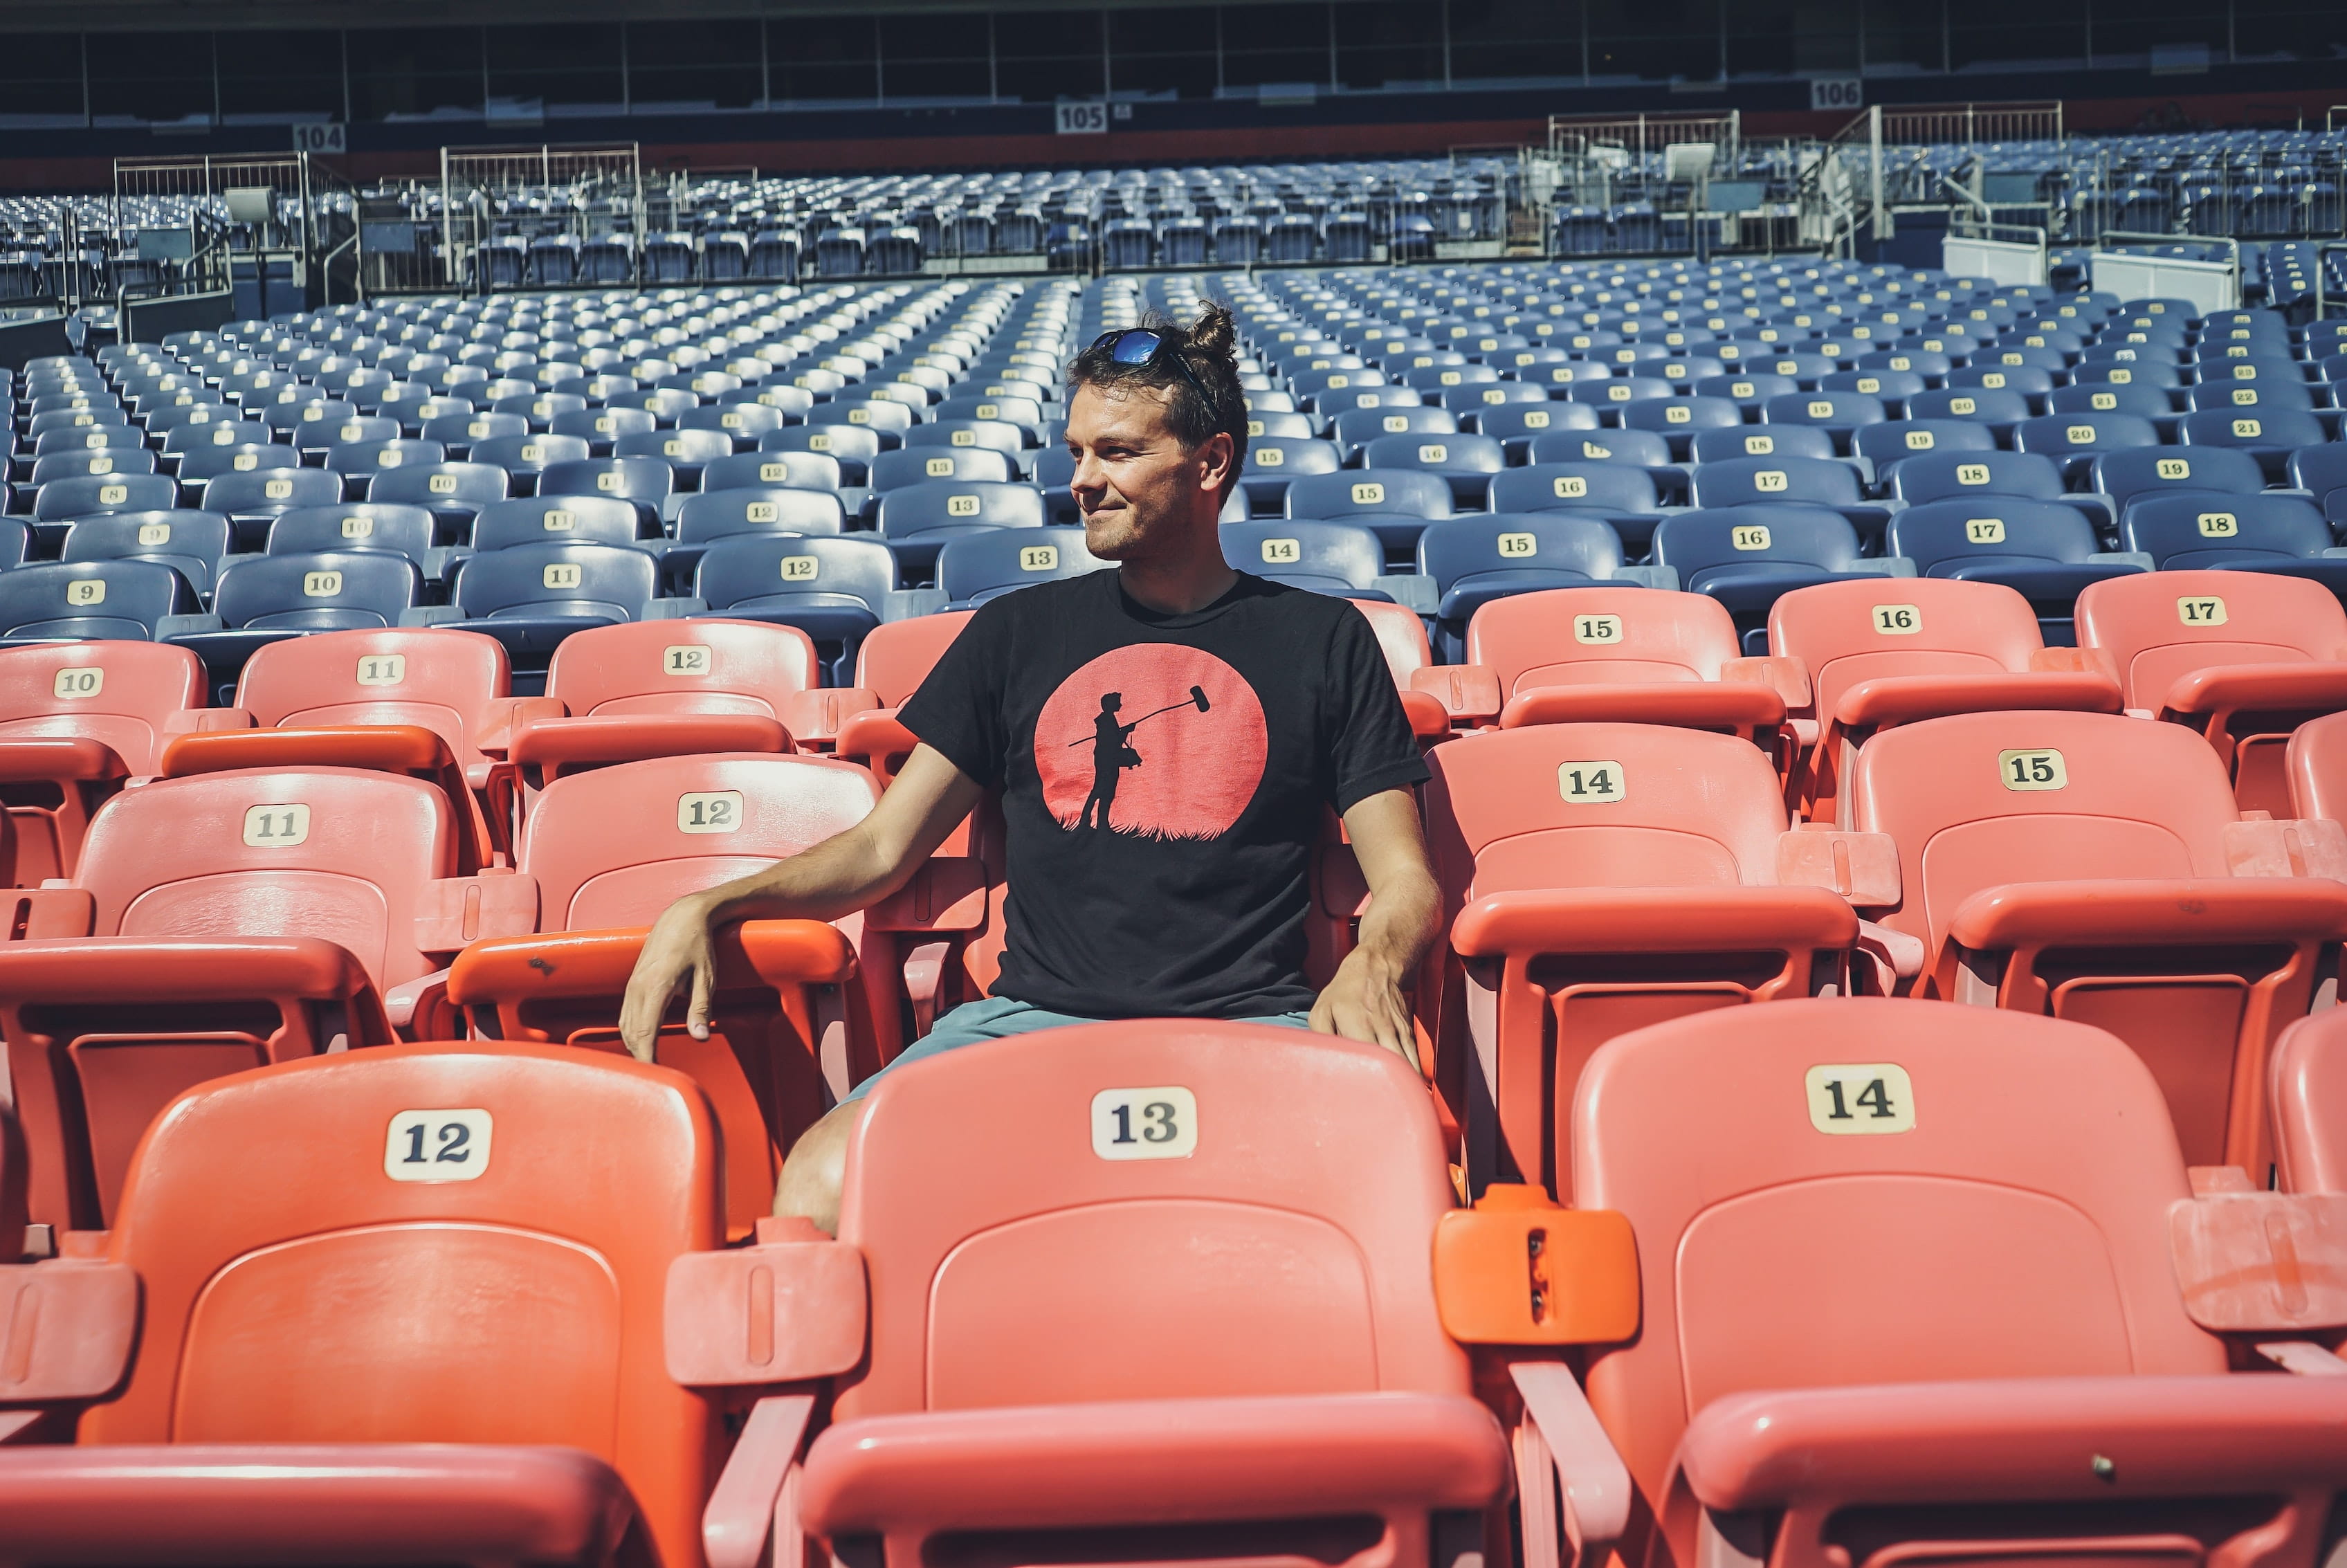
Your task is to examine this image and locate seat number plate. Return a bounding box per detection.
[357,655,405,686]
[244,803,312,846]
[1091,1086,1196,1160]
[665,644,711,674]
[677,790,742,833]
[1805,1064,1915,1134]
[1558,760,1625,801]
[1998,748,2067,791]
[385,1108,493,1182]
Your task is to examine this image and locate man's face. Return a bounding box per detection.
[1063,381,1228,562]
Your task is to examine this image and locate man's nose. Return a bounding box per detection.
[1068,449,1106,495]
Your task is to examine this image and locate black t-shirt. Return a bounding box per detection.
[897,571,1429,1017]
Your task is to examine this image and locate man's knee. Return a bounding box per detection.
[774,1100,864,1236]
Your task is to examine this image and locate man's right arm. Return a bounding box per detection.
[616,744,986,1059]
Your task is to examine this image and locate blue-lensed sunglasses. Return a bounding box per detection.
[1090,327,1212,404]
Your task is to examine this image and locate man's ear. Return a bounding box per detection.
[1196,431,1236,495]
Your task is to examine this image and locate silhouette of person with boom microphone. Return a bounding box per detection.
[1071,684,1212,832]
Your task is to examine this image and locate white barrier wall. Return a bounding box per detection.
[2090,251,2240,313]
[1942,236,2046,287]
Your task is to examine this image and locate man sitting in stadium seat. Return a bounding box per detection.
[621,305,1441,1232]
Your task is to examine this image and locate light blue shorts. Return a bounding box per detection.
[843,995,1315,1102]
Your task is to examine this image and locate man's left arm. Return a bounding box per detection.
[1310,787,1442,1065]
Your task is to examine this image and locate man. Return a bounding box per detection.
[619,304,1441,1233]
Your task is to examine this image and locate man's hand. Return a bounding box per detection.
[619,893,720,1062]
[1311,947,1420,1067]
[1311,786,1443,1072]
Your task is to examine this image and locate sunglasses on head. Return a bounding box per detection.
[1090,327,1211,405]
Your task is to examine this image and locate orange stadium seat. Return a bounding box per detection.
[1766,578,2124,820]
[1447,586,1807,751]
[1422,721,1888,1192]
[448,751,895,1236]
[0,1044,723,1568]
[1846,709,2347,1168]
[1568,998,2347,1568]
[2076,571,2347,815]
[0,641,216,884]
[0,763,532,1228]
[666,1021,1546,1568]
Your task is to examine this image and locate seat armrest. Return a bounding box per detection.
[0,890,96,940]
[1509,1362,1633,1554]
[644,596,707,619]
[448,921,856,1012]
[0,738,128,785]
[400,606,462,627]
[1499,681,1784,735]
[1853,919,1926,988]
[1678,1376,2347,1511]
[778,687,881,751]
[2160,662,2347,720]
[509,714,791,769]
[1720,655,1811,709]
[1452,886,1858,959]
[2027,645,2118,680]
[414,872,541,954]
[700,1394,819,1568]
[382,968,453,1038]
[665,1220,868,1385]
[1610,564,1679,590]
[471,696,567,758]
[864,856,989,933]
[1398,689,1452,742]
[161,706,253,737]
[2225,817,2347,880]
[2090,550,2155,569]
[1831,671,2121,731]
[1412,664,1503,725]
[882,588,949,621]
[1371,573,1438,614]
[1841,556,1917,577]
[0,1259,138,1405]
[156,614,219,638]
[1947,878,2347,953]
[1774,828,1899,904]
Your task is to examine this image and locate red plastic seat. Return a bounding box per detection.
[0,641,212,884]
[0,765,531,1228]
[1847,709,2347,1167]
[1767,578,2124,821]
[0,1043,722,1568]
[2076,571,2347,814]
[2288,708,2347,826]
[232,625,513,786]
[2272,1006,2347,1193]
[448,752,899,1237]
[661,1021,1519,1568]
[809,610,974,768]
[1447,587,1805,754]
[486,620,814,833]
[1423,721,1888,1193]
[1568,997,2347,1568]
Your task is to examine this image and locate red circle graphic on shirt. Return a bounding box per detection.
[1033,644,1269,840]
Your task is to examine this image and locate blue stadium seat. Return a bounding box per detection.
[1652,504,1913,650]
[875,480,1048,578]
[0,560,200,642]
[61,511,232,597]
[419,541,693,668]
[762,425,882,486]
[1885,498,2150,634]
[537,457,673,534]
[1220,520,1389,597]
[166,551,424,687]
[366,460,510,538]
[266,504,447,581]
[2122,492,2347,599]
[1416,513,1654,657]
[938,526,1109,608]
[2091,444,2267,526]
[693,533,901,677]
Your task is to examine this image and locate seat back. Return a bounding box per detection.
[213,551,421,632]
[2272,1005,2347,1193]
[2288,709,2347,823]
[2095,444,2267,511]
[265,504,439,567]
[1653,504,1865,576]
[543,618,819,720]
[1686,456,1861,509]
[1888,498,2102,574]
[704,451,844,495]
[73,764,463,987]
[2123,492,2333,570]
[0,560,193,641]
[855,610,976,706]
[237,627,510,771]
[1466,586,1742,693]
[453,543,658,621]
[365,460,509,513]
[82,1044,721,1568]
[1282,468,1454,521]
[1888,449,2067,504]
[0,639,203,773]
[695,535,898,621]
[675,489,848,545]
[521,751,877,931]
[2076,569,2347,709]
[834,1021,1464,1419]
[62,511,231,596]
[1219,520,1382,592]
[1485,463,1659,516]
[1576,999,2216,1524]
[1853,419,1998,472]
[470,495,643,552]
[938,526,1109,605]
[1769,578,2045,721]
[875,480,1045,540]
[868,446,1012,491]
[33,473,178,522]
[1688,424,1836,464]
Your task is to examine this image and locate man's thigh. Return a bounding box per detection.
[843,1003,1317,1101]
